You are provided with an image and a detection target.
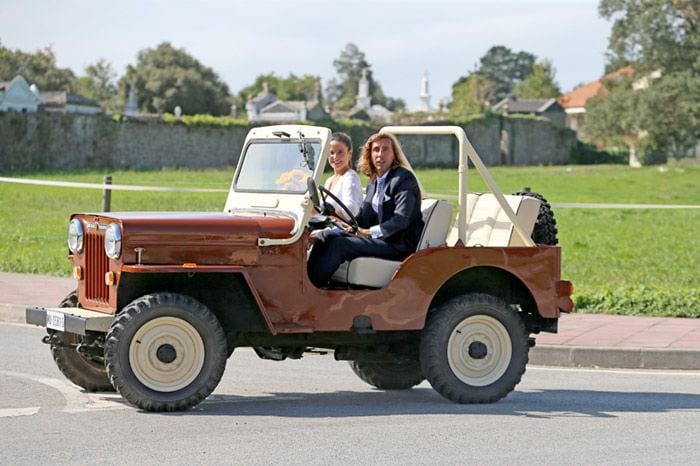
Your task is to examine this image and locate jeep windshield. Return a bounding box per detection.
[234,139,321,194]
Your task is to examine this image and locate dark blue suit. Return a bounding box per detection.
[307,166,424,287]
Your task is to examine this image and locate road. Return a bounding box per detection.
[2,323,699,465]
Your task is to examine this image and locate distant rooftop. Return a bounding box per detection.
[492,97,560,114]
[558,66,634,109]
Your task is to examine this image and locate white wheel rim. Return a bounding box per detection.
[447,315,512,387]
[129,317,205,392]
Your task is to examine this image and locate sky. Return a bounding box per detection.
[0,0,612,110]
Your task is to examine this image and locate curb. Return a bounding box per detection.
[0,303,27,325]
[3,302,699,371]
[530,345,700,371]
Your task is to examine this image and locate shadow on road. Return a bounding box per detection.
[145,387,700,418]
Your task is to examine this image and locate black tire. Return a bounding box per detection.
[420,293,529,404]
[513,190,558,245]
[349,359,424,390]
[104,293,227,412]
[50,291,114,392]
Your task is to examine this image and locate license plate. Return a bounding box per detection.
[46,310,65,332]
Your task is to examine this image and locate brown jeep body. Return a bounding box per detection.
[27,125,573,411]
[74,211,569,335]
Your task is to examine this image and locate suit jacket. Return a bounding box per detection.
[356,166,424,254]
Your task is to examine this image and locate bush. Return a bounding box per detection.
[575,286,700,318]
[162,113,247,128]
[637,145,668,165]
[570,141,627,164]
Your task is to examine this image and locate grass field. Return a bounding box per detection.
[1,163,698,317]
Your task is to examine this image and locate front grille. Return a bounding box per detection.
[84,227,109,304]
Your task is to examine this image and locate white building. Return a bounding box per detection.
[0,76,40,112]
[418,71,432,112]
[246,81,328,123]
[342,68,393,123]
[40,91,101,115]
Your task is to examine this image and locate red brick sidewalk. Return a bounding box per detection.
[537,312,700,349]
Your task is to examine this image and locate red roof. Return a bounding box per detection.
[558,66,634,109]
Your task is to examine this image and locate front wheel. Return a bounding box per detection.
[50,291,114,392]
[104,293,227,411]
[420,293,529,403]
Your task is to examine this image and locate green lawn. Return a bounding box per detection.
[1,163,698,316]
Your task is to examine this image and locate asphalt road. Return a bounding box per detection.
[2,323,700,465]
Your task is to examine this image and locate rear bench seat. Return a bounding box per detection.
[447,193,541,247]
[332,193,541,289]
[331,199,454,288]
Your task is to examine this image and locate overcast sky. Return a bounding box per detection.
[0,0,612,109]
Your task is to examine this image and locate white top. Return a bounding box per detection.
[323,169,363,219]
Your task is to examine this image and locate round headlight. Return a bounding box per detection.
[104,223,122,259]
[67,219,84,253]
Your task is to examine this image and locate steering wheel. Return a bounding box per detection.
[306,178,359,233]
[319,186,359,233]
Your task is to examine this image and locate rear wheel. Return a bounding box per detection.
[350,359,424,390]
[104,293,227,411]
[50,291,114,392]
[420,293,529,403]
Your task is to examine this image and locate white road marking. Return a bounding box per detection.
[0,370,126,413]
[0,407,40,418]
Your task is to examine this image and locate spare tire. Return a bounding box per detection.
[513,190,558,245]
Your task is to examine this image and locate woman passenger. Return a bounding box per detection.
[323,132,363,219]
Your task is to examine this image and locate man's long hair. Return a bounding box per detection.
[357,132,425,197]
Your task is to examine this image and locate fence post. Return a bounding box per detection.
[102,175,112,212]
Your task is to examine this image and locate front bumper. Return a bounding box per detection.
[26,306,113,335]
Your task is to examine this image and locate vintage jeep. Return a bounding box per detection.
[27,125,573,411]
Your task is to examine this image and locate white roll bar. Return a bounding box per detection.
[379,126,535,247]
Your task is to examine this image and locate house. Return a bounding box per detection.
[557,66,635,136]
[246,81,328,122]
[257,99,327,122]
[492,97,565,127]
[39,91,101,115]
[0,75,40,112]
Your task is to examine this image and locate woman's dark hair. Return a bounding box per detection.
[330,132,353,153]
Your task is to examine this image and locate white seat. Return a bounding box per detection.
[446,193,541,247]
[332,199,453,288]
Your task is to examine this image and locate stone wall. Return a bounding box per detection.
[0,112,576,173]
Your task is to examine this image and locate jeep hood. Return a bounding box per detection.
[76,211,296,266]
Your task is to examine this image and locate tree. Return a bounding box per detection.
[515,60,561,99]
[0,41,75,91]
[600,0,699,74]
[72,59,118,111]
[584,77,645,166]
[449,45,537,115]
[325,43,403,110]
[449,73,498,115]
[236,73,321,111]
[592,0,700,162]
[476,46,536,103]
[384,97,406,111]
[638,70,700,158]
[119,42,231,115]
